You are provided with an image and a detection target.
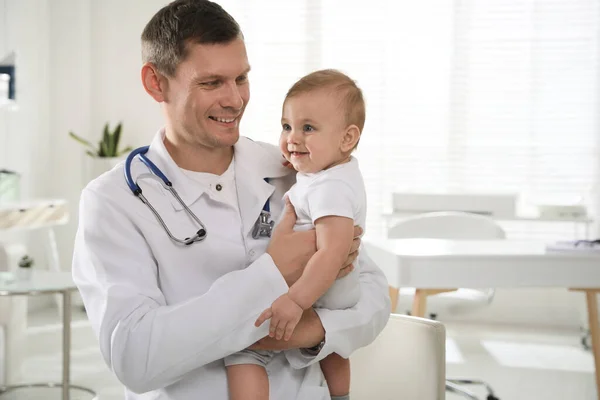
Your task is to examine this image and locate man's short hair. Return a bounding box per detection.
[141,0,241,77]
[284,69,366,134]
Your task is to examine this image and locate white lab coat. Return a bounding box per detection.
[72,129,391,400]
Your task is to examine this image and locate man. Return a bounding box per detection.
[72,1,390,399]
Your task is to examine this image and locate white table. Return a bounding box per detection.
[364,237,600,395]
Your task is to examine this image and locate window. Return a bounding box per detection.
[223,0,600,239]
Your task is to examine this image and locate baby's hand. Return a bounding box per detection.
[255,293,303,341]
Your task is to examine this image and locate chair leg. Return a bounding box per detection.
[446,378,498,400]
[447,378,500,400]
[446,381,479,400]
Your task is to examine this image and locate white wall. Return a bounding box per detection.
[0,0,51,200]
[0,0,51,243]
[47,0,91,287]
[48,0,167,280]
[0,0,166,310]
[0,0,52,311]
[89,0,166,148]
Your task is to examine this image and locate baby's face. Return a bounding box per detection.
[280,90,348,173]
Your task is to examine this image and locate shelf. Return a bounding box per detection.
[0,199,69,232]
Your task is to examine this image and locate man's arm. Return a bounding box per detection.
[72,187,308,393]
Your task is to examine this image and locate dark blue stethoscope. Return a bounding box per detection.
[124,146,274,245]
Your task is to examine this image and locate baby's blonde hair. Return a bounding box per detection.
[284,69,366,142]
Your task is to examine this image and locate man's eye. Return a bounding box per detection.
[202,81,220,87]
[236,75,248,84]
[282,123,291,131]
[303,124,314,132]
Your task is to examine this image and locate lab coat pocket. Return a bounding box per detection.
[296,385,330,400]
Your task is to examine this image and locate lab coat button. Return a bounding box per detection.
[216,184,223,191]
[249,250,255,257]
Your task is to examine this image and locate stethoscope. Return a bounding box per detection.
[124,146,274,245]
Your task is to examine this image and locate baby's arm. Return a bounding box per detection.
[287,215,355,310]
[254,215,355,341]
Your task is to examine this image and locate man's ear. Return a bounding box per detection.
[340,125,361,153]
[141,62,168,103]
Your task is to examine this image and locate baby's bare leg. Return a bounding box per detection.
[320,353,351,396]
[227,364,269,400]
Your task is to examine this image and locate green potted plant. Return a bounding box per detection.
[69,122,132,180]
[17,255,33,280]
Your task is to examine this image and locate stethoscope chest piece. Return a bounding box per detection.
[252,210,275,239]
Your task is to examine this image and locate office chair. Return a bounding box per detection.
[388,211,503,400]
[350,314,446,400]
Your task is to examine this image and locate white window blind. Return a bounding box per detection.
[223,0,600,239]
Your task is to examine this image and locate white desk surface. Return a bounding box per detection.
[364,237,600,289]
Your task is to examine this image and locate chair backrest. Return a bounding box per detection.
[388,211,506,240]
[350,314,446,400]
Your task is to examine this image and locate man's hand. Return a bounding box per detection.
[255,293,303,341]
[250,308,325,351]
[267,199,363,286]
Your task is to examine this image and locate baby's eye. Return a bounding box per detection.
[303,124,314,132]
[282,123,291,131]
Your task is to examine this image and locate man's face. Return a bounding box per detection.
[163,38,250,149]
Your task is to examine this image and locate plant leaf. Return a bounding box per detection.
[69,131,97,151]
[113,122,122,155]
[107,127,116,157]
[99,140,109,157]
[102,123,110,155]
[86,150,97,158]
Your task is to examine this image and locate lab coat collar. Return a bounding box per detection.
[233,136,292,237]
[145,129,291,217]
[144,129,205,211]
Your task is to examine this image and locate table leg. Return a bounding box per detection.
[412,289,428,318]
[584,290,600,398]
[62,290,71,400]
[45,228,63,314]
[389,286,399,313]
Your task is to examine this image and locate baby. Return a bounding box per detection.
[226,69,367,400]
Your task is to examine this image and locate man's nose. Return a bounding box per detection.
[220,82,244,110]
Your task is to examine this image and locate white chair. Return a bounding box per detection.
[387,211,504,400]
[350,314,446,400]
